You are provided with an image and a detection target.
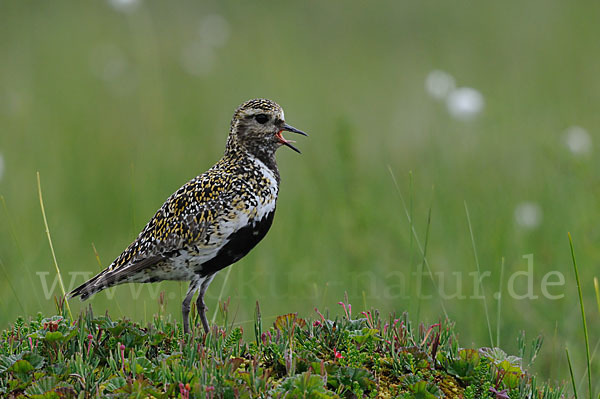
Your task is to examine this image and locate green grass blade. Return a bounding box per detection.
[591,277,600,376]
[566,347,579,399]
[37,172,73,320]
[464,201,494,347]
[408,171,415,314]
[578,278,600,390]
[496,257,505,347]
[388,167,450,322]
[594,277,600,315]
[416,202,432,323]
[568,233,592,399]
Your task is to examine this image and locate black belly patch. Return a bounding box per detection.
[199,211,275,276]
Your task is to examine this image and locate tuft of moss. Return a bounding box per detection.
[0,302,563,398]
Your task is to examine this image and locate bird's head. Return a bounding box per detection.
[228,98,307,157]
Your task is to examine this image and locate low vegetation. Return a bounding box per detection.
[0,297,564,398]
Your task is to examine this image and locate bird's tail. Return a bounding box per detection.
[69,256,164,300]
[69,272,109,300]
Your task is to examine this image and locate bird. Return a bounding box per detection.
[69,98,307,334]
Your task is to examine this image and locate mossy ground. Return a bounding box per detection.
[0,299,563,398]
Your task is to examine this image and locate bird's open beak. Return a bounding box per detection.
[276,123,308,154]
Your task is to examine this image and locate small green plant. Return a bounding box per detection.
[272,371,335,398]
[0,299,563,398]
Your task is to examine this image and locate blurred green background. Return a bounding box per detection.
[1,0,599,388]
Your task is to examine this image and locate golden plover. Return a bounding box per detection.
[69,98,307,334]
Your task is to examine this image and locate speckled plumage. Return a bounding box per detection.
[69,98,307,334]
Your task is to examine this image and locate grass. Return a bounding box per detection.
[36,172,72,321]
[566,348,577,399]
[1,0,600,389]
[464,201,493,348]
[567,234,592,399]
[0,299,564,398]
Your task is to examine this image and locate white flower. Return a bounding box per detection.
[199,15,230,48]
[564,126,592,155]
[514,202,542,230]
[425,70,456,100]
[446,87,484,120]
[107,0,140,13]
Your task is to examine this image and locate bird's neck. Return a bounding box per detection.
[224,139,280,183]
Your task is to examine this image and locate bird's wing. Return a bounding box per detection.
[112,170,239,270]
[70,170,240,297]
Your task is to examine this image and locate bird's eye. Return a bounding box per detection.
[255,114,269,124]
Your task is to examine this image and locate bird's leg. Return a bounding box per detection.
[181,294,193,334]
[196,292,209,334]
[182,279,199,334]
[196,274,216,334]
